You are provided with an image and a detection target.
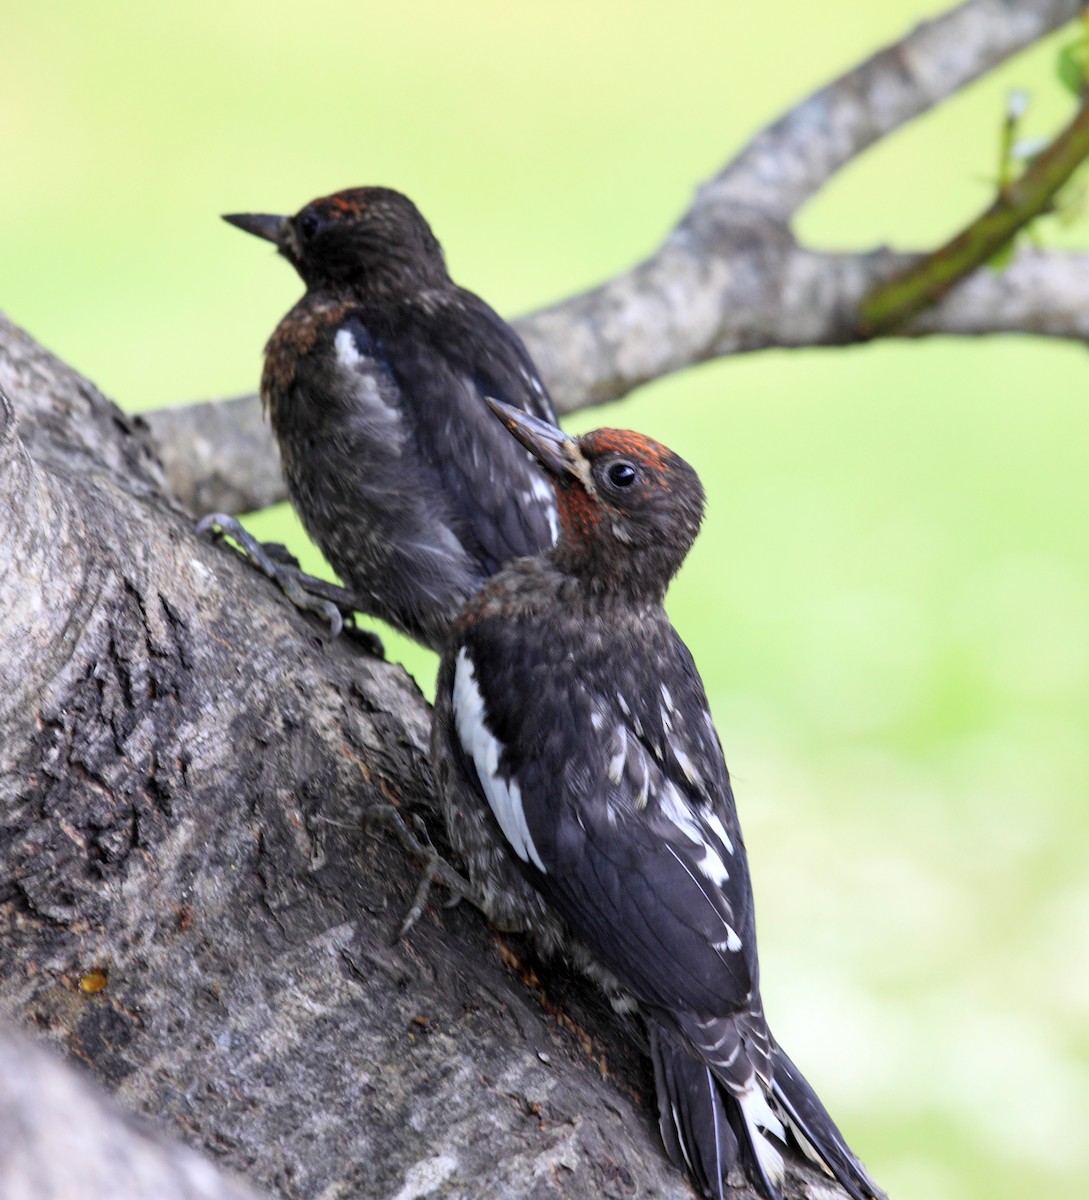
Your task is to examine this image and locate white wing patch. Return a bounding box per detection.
[714,925,743,953]
[699,844,730,888]
[705,811,734,856]
[453,649,546,873]
[673,746,702,788]
[528,471,560,543]
[658,781,730,886]
[334,326,363,367]
[658,780,703,843]
[334,326,405,447]
[608,725,628,785]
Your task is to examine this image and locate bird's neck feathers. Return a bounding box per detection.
[549,491,674,607]
[368,251,449,299]
[301,261,446,307]
[554,506,671,604]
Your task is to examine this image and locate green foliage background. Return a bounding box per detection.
[4,3,1088,1197]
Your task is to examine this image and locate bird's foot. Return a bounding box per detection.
[365,805,475,940]
[196,513,376,650]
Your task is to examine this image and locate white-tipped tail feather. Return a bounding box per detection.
[648,1017,884,1200]
[737,1078,787,1192]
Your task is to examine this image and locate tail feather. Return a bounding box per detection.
[648,1020,737,1200]
[647,1015,884,1200]
[736,1078,787,1198]
[648,1018,789,1200]
[768,1045,885,1200]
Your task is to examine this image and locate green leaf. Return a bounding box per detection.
[1056,41,1088,97]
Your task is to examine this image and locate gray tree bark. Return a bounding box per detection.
[0,313,721,1199]
[0,1024,261,1200]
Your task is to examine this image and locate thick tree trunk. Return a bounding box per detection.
[6,312,849,1199]
[0,1023,262,1200]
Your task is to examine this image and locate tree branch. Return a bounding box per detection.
[697,0,1083,219]
[780,246,1089,345]
[859,99,1089,334]
[143,0,1087,518]
[149,238,1089,516]
[149,392,286,516]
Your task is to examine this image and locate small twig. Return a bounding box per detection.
[858,99,1089,336]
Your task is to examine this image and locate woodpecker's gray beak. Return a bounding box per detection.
[486,398,579,479]
[222,211,294,253]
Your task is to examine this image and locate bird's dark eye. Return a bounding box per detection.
[606,461,638,490]
[297,211,321,241]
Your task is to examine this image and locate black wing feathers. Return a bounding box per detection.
[458,613,757,1017]
[340,297,557,571]
[452,288,557,425]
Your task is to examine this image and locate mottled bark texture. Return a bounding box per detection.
[4,314,847,1200]
[0,1024,262,1200]
[147,0,1089,519]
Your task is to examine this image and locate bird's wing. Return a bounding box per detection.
[333,304,558,573]
[440,607,885,1200]
[447,617,757,1017]
[443,288,557,425]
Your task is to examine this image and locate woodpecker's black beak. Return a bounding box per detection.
[486,398,579,479]
[222,211,294,251]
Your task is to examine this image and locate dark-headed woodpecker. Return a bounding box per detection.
[206,187,557,647]
[431,400,884,1200]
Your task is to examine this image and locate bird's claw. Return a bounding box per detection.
[275,567,345,638]
[364,805,475,940]
[196,512,361,640]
